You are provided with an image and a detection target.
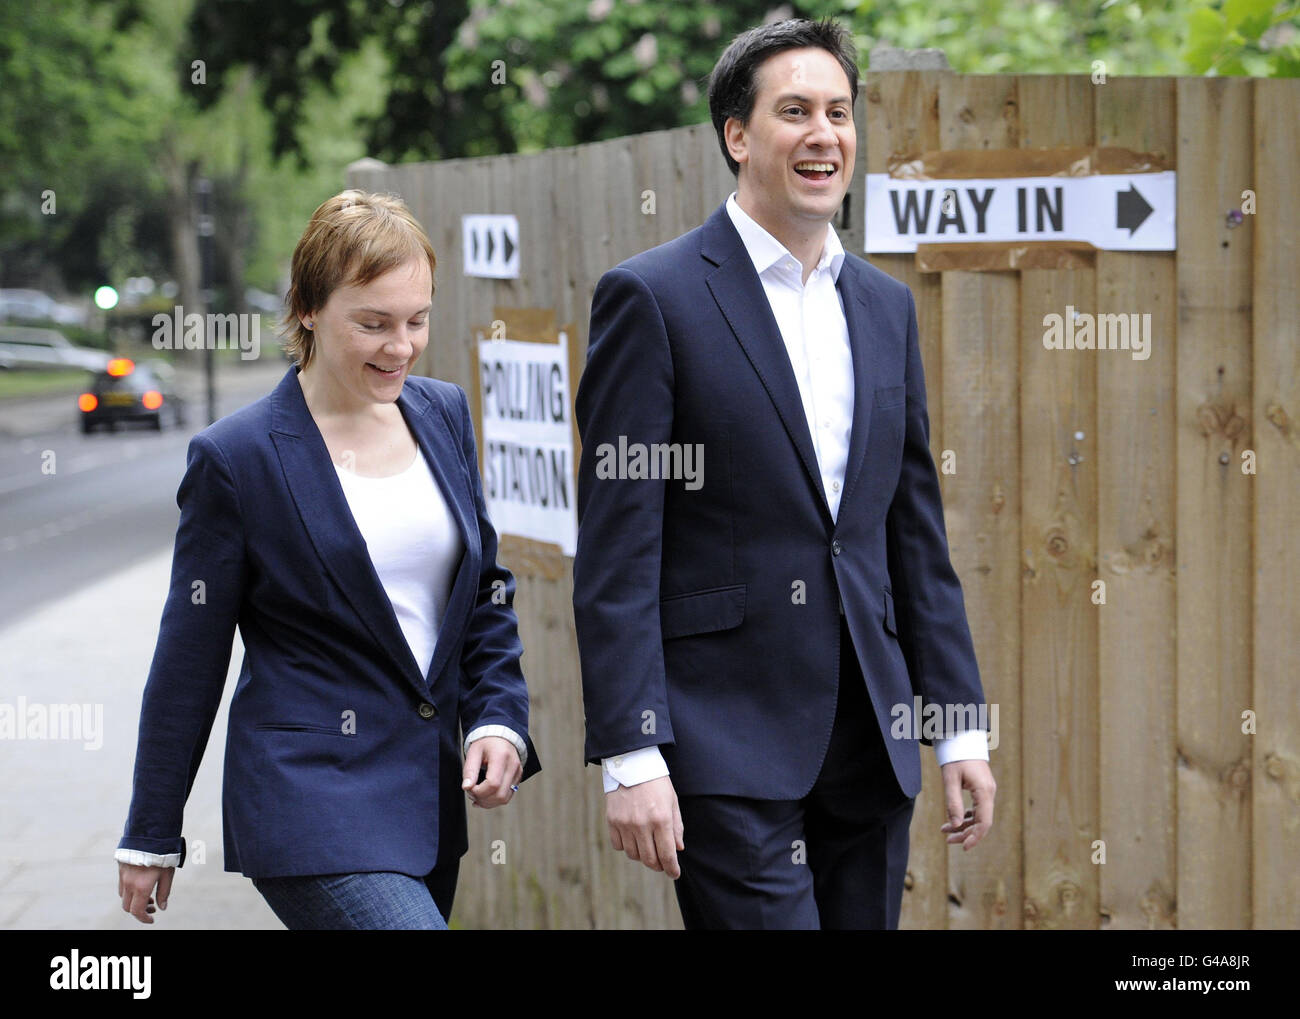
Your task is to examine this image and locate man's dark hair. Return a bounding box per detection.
[707,17,859,178]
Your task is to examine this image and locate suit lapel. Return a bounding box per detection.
[268,367,473,697]
[837,258,882,513]
[401,383,477,688]
[701,204,832,525]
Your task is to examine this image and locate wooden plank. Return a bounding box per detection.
[544,143,599,926]
[493,149,556,927]
[1250,78,1300,929]
[459,149,512,926]
[1093,75,1178,930]
[937,268,1022,930]
[866,67,953,931]
[1174,77,1254,930]
[699,120,740,231]
[935,71,1026,930]
[1017,73,1099,930]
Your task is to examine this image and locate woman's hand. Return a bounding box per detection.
[462,735,523,809]
[118,862,174,924]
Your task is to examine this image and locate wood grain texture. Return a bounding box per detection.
[865,67,955,932]
[1094,75,1178,930]
[1250,79,1300,930]
[1017,74,1100,930]
[937,72,1027,930]
[1174,77,1254,930]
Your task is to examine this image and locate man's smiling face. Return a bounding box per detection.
[726,46,856,237]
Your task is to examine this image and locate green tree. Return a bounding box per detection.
[1181,0,1299,75]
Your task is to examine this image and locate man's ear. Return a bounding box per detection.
[724,116,748,169]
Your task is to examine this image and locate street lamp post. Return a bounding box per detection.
[196,177,216,425]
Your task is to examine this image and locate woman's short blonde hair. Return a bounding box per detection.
[281,190,438,368]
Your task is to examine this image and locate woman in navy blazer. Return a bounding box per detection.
[115,190,540,929]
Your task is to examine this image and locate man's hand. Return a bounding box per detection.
[118,862,174,924]
[939,759,996,850]
[606,775,685,878]
[462,735,523,808]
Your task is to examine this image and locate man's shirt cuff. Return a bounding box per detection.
[601,746,669,793]
[115,848,181,868]
[934,727,990,766]
[464,725,528,767]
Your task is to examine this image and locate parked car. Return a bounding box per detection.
[0,288,87,326]
[77,358,186,433]
[0,326,110,371]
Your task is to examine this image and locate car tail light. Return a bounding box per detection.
[142,390,164,410]
[78,393,98,412]
[107,358,135,377]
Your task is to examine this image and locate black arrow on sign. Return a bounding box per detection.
[486,228,495,264]
[1116,183,1153,236]
[503,228,515,264]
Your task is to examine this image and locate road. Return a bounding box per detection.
[0,361,287,626]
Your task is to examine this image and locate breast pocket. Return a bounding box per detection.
[659,584,746,640]
[871,386,907,480]
[874,384,906,410]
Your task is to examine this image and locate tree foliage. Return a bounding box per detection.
[3,0,1294,300]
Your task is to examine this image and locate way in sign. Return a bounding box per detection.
[889,185,1064,236]
[865,172,1175,253]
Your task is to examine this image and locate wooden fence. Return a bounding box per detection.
[348,70,1299,929]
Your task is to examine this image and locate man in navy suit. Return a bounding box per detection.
[572,18,996,929]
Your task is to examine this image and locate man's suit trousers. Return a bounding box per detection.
[673,614,916,929]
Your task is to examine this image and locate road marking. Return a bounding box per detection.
[0,436,176,496]
[0,501,141,554]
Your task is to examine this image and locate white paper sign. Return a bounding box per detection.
[476,331,576,555]
[463,214,520,278]
[865,172,1176,252]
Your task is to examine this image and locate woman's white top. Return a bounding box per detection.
[333,447,462,680]
[333,447,527,765]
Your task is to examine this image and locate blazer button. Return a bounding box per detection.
[418,702,437,719]
[831,540,843,556]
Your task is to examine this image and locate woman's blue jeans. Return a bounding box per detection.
[252,859,459,930]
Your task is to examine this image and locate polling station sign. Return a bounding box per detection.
[475,328,577,556]
[865,172,1176,253]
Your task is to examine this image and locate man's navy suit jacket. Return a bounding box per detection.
[573,200,985,801]
[118,366,539,878]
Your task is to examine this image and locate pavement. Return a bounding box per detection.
[0,545,283,930]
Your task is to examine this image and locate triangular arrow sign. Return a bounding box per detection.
[1117,183,1153,236]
